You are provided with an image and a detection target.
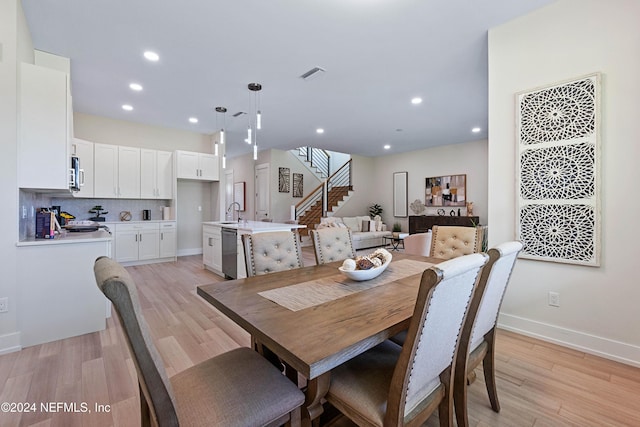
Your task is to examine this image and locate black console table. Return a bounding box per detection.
[409,215,479,234]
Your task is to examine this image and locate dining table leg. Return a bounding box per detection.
[302,372,330,427]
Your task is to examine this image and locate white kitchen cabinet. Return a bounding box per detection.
[94,143,118,198]
[114,222,159,262]
[141,149,173,199]
[176,150,219,181]
[94,144,140,198]
[111,221,176,265]
[18,62,71,190]
[71,138,94,198]
[159,222,177,258]
[118,146,141,198]
[203,224,222,274]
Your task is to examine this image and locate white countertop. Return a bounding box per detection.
[17,230,113,246]
[203,220,306,233]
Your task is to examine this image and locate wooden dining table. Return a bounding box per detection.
[196,252,442,425]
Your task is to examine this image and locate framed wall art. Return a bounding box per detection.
[293,173,303,198]
[424,174,466,207]
[278,167,290,193]
[516,73,600,266]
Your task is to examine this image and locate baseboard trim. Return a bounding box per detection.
[498,313,640,368]
[177,248,203,257]
[0,332,22,355]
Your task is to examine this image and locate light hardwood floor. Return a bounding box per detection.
[1,250,639,426]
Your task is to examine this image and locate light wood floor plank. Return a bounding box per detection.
[0,252,638,426]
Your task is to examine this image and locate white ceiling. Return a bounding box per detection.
[21,0,553,158]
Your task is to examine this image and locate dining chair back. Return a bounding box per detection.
[94,256,304,427]
[453,241,523,427]
[242,231,304,277]
[430,225,482,260]
[403,231,432,257]
[326,252,488,427]
[310,227,356,264]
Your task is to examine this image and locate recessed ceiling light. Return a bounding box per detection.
[316,128,324,134]
[129,83,143,91]
[384,144,391,150]
[472,127,481,133]
[189,117,198,124]
[122,104,133,111]
[411,97,422,105]
[143,51,159,62]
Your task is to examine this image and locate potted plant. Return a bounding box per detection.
[392,222,402,238]
[89,205,108,222]
[368,203,383,219]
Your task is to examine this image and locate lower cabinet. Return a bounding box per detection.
[112,221,176,264]
[203,225,222,275]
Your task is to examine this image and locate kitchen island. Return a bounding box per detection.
[203,220,306,279]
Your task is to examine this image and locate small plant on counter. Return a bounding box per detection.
[89,205,108,221]
[368,203,383,219]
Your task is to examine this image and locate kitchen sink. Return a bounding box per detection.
[218,221,238,224]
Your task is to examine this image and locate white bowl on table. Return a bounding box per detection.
[338,255,392,281]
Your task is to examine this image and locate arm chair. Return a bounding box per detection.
[242,231,304,277]
[325,253,488,427]
[430,225,482,260]
[93,256,304,427]
[403,231,432,257]
[453,241,523,427]
[309,227,356,265]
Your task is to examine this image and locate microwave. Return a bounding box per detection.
[69,156,83,191]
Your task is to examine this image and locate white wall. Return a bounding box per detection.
[489,0,640,366]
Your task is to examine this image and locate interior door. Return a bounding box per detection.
[255,163,270,220]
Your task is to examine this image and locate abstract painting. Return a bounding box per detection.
[279,167,290,193]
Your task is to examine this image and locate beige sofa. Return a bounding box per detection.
[318,216,391,250]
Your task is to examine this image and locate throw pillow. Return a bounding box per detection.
[361,220,370,232]
[342,217,360,232]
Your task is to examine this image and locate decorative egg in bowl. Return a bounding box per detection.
[338,248,392,281]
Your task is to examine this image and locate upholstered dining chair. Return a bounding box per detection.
[93,256,304,427]
[242,231,304,277]
[325,252,488,427]
[430,225,482,260]
[310,227,356,265]
[453,241,523,427]
[403,231,432,257]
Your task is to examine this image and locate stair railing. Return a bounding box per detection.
[294,159,352,220]
[298,146,330,178]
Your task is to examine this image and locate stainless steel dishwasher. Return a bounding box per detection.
[221,227,238,279]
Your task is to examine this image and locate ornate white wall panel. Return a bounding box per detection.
[516,74,600,266]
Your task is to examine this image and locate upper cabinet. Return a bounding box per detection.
[141,149,173,199]
[94,144,140,198]
[176,150,219,181]
[18,63,72,190]
[71,138,94,198]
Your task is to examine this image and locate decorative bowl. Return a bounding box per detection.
[338,255,392,281]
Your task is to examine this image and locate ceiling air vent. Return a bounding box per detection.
[300,66,326,81]
[232,111,246,117]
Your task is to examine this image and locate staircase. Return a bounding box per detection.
[295,160,353,236]
[297,147,330,180]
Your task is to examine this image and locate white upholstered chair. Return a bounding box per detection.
[453,241,523,427]
[430,225,482,260]
[93,256,304,427]
[242,231,304,277]
[310,228,356,265]
[325,253,488,427]
[403,231,432,257]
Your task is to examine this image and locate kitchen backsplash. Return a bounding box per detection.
[19,190,171,239]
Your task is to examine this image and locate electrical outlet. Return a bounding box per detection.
[0,297,8,313]
[548,291,560,307]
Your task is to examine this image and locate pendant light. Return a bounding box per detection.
[214,106,227,157]
[248,83,262,160]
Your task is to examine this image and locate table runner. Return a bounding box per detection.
[258,259,434,311]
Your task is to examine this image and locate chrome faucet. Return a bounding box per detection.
[226,202,242,222]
